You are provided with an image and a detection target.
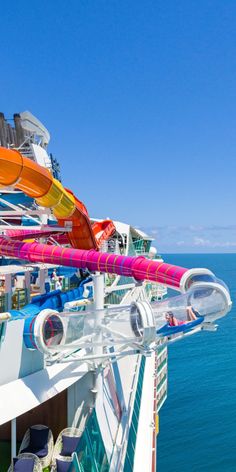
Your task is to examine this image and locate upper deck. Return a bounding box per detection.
[0,111,61,181]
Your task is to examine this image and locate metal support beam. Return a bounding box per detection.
[24,271,31,303]
[93,273,104,367]
[11,418,16,460]
[5,274,12,310]
[39,268,46,294]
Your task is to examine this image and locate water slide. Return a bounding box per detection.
[24,282,231,354]
[7,223,116,246]
[0,147,115,250]
[0,236,214,291]
[5,228,64,240]
[5,228,70,246]
[0,146,218,291]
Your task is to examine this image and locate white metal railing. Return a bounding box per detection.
[134,249,150,256]
[100,239,121,254]
[151,283,167,299]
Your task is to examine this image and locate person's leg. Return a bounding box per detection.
[187,307,197,321]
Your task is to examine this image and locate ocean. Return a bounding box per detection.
[157,254,236,472]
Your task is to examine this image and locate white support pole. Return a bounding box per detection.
[40,211,48,225]
[93,272,104,310]
[11,418,16,460]
[39,268,46,294]
[5,274,12,310]
[24,270,31,303]
[92,273,104,366]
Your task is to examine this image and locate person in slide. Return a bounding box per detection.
[186,305,199,321]
[165,306,200,327]
[165,312,185,326]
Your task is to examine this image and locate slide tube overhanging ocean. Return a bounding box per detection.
[23,280,231,354]
[0,236,218,291]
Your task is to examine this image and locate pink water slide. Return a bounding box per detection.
[0,237,188,289]
[5,228,69,245]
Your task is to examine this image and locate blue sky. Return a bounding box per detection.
[141,224,236,254]
[0,0,236,252]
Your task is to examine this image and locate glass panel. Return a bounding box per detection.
[0,294,7,312]
[123,357,146,471]
[12,289,27,309]
[77,410,109,472]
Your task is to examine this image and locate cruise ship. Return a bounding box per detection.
[0,112,232,472]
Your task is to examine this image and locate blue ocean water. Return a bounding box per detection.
[157,254,236,472]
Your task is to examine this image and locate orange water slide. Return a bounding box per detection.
[92,220,117,247]
[0,147,115,250]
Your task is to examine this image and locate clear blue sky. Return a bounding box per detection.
[1,0,236,252]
